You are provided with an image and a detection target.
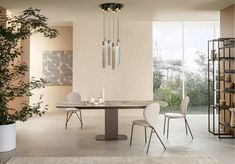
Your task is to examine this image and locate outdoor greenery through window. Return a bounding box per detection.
[153,22,220,114]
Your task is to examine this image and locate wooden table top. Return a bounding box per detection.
[56,100,167,109]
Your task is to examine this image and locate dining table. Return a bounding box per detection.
[56,100,165,141]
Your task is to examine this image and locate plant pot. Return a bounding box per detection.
[0,122,16,152]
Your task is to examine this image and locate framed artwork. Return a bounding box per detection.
[43,50,72,86]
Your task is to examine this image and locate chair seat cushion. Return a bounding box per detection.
[132,119,149,127]
[165,113,185,118]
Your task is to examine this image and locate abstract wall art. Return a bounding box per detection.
[43,50,72,86]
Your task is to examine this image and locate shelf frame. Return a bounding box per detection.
[208,38,235,138]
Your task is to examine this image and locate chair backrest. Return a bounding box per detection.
[143,103,160,129]
[67,92,81,102]
[181,96,190,115]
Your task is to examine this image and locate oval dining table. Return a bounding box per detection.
[56,100,165,141]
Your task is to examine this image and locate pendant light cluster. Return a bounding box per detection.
[100,3,123,70]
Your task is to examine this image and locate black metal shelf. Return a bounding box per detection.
[209,38,235,42]
[215,105,231,110]
[219,122,235,130]
[224,88,235,94]
[219,80,232,83]
[209,57,235,61]
[219,46,235,49]
[213,89,235,94]
[208,37,235,138]
[219,57,235,61]
[224,70,235,74]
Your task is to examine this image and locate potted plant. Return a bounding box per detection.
[0,8,58,152]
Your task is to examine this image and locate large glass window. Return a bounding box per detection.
[153,22,220,114]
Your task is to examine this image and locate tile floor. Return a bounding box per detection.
[0,111,234,164]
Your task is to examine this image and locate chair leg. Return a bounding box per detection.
[163,115,166,135]
[130,124,135,146]
[184,118,188,135]
[65,111,73,129]
[65,111,69,129]
[79,110,83,129]
[146,129,153,154]
[144,127,147,144]
[185,118,194,139]
[167,117,170,139]
[75,111,83,129]
[153,128,166,150]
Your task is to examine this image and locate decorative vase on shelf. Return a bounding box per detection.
[229,108,235,127]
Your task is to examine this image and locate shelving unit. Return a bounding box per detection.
[208,38,235,138]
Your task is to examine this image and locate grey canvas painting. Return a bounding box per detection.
[43,50,72,86]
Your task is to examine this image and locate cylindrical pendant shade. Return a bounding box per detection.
[100,3,123,70]
[112,43,116,70]
[117,40,120,65]
[108,40,112,65]
[102,40,107,68]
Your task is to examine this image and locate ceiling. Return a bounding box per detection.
[0,0,234,23]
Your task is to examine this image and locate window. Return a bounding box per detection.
[153,22,220,113]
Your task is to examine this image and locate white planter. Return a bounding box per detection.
[0,123,16,152]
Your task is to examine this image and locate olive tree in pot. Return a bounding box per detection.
[0,8,58,152]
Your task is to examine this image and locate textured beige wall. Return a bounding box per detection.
[73,21,153,116]
[220,4,235,37]
[30,26,73,112]
[20,38,30,105]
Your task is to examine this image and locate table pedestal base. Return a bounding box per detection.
[95,134,127,141]
[95,108,128,141]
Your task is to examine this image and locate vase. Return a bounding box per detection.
[229,108,235,127]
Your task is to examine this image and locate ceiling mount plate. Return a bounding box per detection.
[100,3,124,12]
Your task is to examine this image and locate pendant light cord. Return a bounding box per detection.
[117,11,119,40]
[113,11,115,41]
[103,11,106,40]
[108,9,111,40]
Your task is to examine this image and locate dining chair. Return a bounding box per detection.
[65,92,83,129]
[130,103,166,153]
[163,96,193,139]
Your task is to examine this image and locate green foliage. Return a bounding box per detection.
[154,87,182,110]
[153,51,208,112]
[153,55,164,92]
[153,69,164,92]
[0,8,58,125]
[153,55,183,110]
[185,72,208,106]
[165,74,182,92]
[194,51,208,78]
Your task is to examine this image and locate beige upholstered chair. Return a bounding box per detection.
[163,96,193,139]
[65,92,83,129]
[130,103,166,153]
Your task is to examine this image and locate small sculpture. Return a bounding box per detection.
[229,82,235,89]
